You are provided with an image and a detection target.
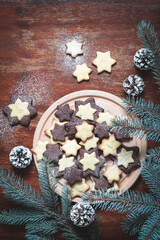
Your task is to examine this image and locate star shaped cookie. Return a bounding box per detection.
[79,152,99,171]
[117,148,134,168]
[66,39,83,58]
[51,123,67,142]
[43,144,63,164]
[64,165,83,185]
[99,134,121,156]
[75,121,94,142]
[96,111,116,126]
[76,103,97,120]
[92,171,113,190]
[58,155,75,172]
[103,165,122,184]
[61,139,81,156]
[3,95,37,126]
[55,104,74,122]
[31,140,49,162]
[79,135,99,150]
[92,51,116,73]
[73,63,92,82]
[94,122,111,139]
[70,178,90,198]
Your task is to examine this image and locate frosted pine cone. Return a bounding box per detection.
[134,48,154,70]
[9,146,32,168]
[123,75,144,96]
[70,202,95,227]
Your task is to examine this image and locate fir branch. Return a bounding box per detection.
[38,160,58,209]
[0,208,46,225]
[138,211,160,240]
[61,186,72,221]
[137,20,160,88]
[146,147,160,166]
[141,159,160,202]
[25,233,55,240]
[83,190,160,214]
[122,96,160,123]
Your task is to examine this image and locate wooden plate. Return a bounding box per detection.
[33,90,147,202]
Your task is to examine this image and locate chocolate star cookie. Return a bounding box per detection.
[55,104,74,122]
[94,122,111,139]
[65,116,83,137]
[92,171,113,190]
[51,123,67,142]
[64,165,83,185]
[3,95,37,126]
[43,144,63,164]
[110,128,131,141]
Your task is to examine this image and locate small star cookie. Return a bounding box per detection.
[92,51,116,73]
[58,155,75,172]
[3,95,37,126]
[117,148,134,168]
[70,178,90,198]
[94,122,111,139]
[103,165,122,184]
[31,140,49,162]
[79,135,99,150]
[79,152,99,171]
[96,111,116,126]
[43,144,63,164]
[51,123,67,142]
[73,63,92,82]
[55,104,74,122]
[64,165,83,185]
[99,134,121,156]
[76,103,97,120]
[75,121,94,142]
[66,39,83,58]
[61,139,81,156]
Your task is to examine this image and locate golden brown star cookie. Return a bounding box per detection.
[66,39,83,58]
[73,63,92,82]
[75,121,94,142]
[99,134,121,156]
[61,139,81,156]
[31,140,49,162]
[92,51,116,73]
[103,165,122,184]
[70,178,90,198]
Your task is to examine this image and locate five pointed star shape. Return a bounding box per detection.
[45,119,67,145]
[8,98,30,121]
[58,155,75,172]
[79,135,99,151]
[117,148,134,168]
[96,111,116,126]
[103,165,122,184]
[76,103,96,120]
[31,140,49,162]
[99,134,121,156]
[75,121,94,142]
[92,51,116,73]
[73,63,92,82]
[70,178,90,198]
[79,152,99,171]
[61,139,81,156]
[66,39,83,58]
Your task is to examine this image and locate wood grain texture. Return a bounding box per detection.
[0,0,159,239]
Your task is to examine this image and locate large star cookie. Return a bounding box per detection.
[51,123,67,142]
[3,95,37,126]
[79,152,99,172]
[64,165,83,185]
[61,139,81,156]
[73,63,92,82]
[55,104,74,122]
[75,121,94,142]
[94,122,111,139]
[43,144,63,164]
[103,165,122,184]
[58,155,75,172]
[99,134,121,156]
[31,140,49,162]
[92,51,116,73]
[70,178,90,198]
[66,39,83,58]
[76,103,97,121]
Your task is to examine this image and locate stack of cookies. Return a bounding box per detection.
[32,97,140,198]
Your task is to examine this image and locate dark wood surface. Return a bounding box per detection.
[0,1,160,239]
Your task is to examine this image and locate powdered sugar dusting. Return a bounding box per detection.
[0,108,15,140]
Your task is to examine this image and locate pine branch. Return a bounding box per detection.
[0,208,46,225]
[38,160,58,209]
[137,20,160,88]
[61,186,72,221]
[122,96,160,123]
[146,147,160,166]
[138,211,160,240]
[25,233,55,240]
[112,117,160,142]
[83,190,160,214]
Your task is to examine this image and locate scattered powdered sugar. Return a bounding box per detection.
[9,71,55,105]
[0,108,15,140]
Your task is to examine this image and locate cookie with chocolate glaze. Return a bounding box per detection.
[55,104,74,122]
[51,123,67,142]
[3,95,37,126]
[110,128,131,141]
[43,144,63,164]
[93,170,113,190]
[64,165,83,185]
[94,121,111,139]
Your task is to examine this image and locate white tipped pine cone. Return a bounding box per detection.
[134,48,154,70]
[70,202,95,227]
[123,75,144,96]
[9,146,32,168]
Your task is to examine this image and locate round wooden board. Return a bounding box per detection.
[33,90,147,202]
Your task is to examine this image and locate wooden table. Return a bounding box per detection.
[0,1,160,239]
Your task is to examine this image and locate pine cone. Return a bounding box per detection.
[134,48,154,70]
[123,75,144,96]
[70,202,95,227]
[9,146,32,168]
